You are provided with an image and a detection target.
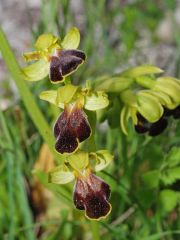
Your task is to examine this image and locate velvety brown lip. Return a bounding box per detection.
[54,105,91,154]
[73,171,111,220]
[49,49,86,83]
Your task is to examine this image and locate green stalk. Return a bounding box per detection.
[91,221,100,240]
[0,26,64,163]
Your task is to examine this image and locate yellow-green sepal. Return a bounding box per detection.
[68,151,89,171]
[84,91,109,111]
[21,60,49,81]
[95,76,134,93]
[136,91,163,123]
[120,65,163,77]
[39,90,58,105]
[141,90,175,110]
[35,33,59,50]
[154,77,180,104]
[56,84,79,105]
[48,164,74,184]
[61,27,80,50]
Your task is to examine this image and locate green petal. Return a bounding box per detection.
[94,150,113,172]
[120,65,163,77]
[120,105,131,135]
[48,164,74,184]
[84,91,109,111]
[137,92,163,123]
[95,77,134,92]
[39,90,58,105]
[61,27,80,50]
[21,60,49,81]
[35,33,59,50]
[68,151,89,171]
[56,84,79,105]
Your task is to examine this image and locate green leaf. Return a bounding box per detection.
[142,170,159,188]
[94,150,113,171]
[165,147,180,167]
[120,65,163,77]
[21,60,49,81]
[137,91,163,122]
[84,91,109,111]
[48,165,74,184]
[61,27,80,50]
[159,189,178,212]
[39,90,58,105]
[56,84,79,105]
[161,167,180,185]
[35,33,58,50]
[95,77,134,92]
[68,151,89,171]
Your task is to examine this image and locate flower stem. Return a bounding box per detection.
[0,26,64,163]
[91,221,100,240]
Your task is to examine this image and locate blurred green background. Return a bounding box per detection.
[0,0,180,239]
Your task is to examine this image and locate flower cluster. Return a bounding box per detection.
[94,65,180,135]
[23,27,112,220]
[23,27,180,220]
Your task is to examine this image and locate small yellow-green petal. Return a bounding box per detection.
[120,65,163,78]
[39,90,58,105]
[35,33,59,50]
[68,151,89,171]
[48,165,74,184]
[22,60,49,81]
[84,91,109,111]
[23,51,42,62]
[56,84,79,105]
[61,27,80,50]
[95,150,113,172]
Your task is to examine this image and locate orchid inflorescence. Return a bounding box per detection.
[22,27,180,220]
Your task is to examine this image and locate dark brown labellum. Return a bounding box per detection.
[149,118,168,136]
[49,49,86,83]
[172,105,180,119]
[54,105,91,154]
[73,171,111,220]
